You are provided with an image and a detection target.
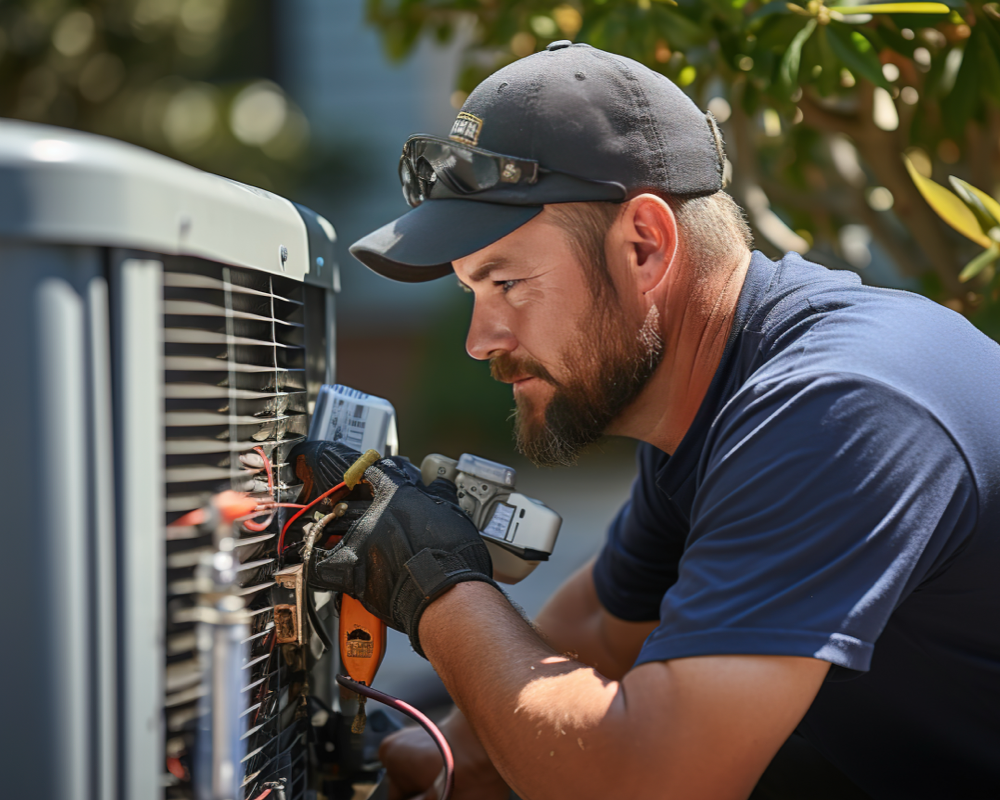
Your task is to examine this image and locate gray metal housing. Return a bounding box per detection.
[0,119,337,800]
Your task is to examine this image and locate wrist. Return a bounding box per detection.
[418,580,508,660]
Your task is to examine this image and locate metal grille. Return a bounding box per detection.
[162,258,312,799]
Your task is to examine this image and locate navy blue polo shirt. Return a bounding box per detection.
[593,252,1000,798]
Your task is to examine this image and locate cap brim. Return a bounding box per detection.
[349,199,543,283]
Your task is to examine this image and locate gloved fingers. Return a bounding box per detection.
[422,477,461,507]
[385,455,423,486]
[289,440,365,498]
[308,543,359,596]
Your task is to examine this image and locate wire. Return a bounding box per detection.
[336,675,455,800]
[312,510,341,542]
[300,523,334,651]
[244,446,276,532]
[277,482,347,556]
[248,789,271,800]
[305,583,333,650]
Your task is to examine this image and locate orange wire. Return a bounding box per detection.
[244,446,275,532]
[277,481,347,555]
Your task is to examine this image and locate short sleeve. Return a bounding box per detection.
[634,373,977,673]
[592,444,688,621]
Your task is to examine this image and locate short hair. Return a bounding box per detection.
[546,192,753,297]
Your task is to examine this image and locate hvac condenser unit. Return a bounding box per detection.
[0,120,359,800]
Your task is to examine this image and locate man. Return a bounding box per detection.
[306,43,1000,799]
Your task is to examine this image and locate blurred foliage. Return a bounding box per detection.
[0,0,329,194]
[907,162,1000,333]
[366,0,1000,331]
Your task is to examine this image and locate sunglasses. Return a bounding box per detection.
[399,135,542,207]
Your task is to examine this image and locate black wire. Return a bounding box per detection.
[306,585,333,650]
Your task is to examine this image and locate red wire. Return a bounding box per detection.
[244,446,276,532]
[248,789,271,800]
[337,675,454,800]
[277,481,347,555]
[165,756,186,781]
[246,503,307,512]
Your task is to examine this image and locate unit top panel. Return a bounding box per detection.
[0,119,336,285]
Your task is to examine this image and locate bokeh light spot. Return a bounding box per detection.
[529,16,557,38]
[53,10,95,58]
[707,96,731,123]
[230,81,287,147]
[553,5,582,37]
[163,84,217,151]
[511,32,535,58]
[867,186,894,211]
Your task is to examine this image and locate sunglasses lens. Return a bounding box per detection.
[398,137,535,204]
[399,157,422,207]
[421,141,500,195]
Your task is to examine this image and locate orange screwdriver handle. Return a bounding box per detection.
[339,594,387,687]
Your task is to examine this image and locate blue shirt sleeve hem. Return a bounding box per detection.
[592,552,663,622]
[634,629,874,672]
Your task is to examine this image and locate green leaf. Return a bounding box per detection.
[965,183,1000,231]
[757,13,811,52]
[949,177,1000,236]
[905,156,992,247]
[827,24,891,89]
[959,244,1000,283]
[832,3,951,13]
[811,25,841,95]
[747,0,794,26]
[941,34,980,139]
[976,26,1000,105]
[650,6,708,49]
[780,18,818,89]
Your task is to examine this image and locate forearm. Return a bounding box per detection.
[420,583,829,800]
[420,581,635,800]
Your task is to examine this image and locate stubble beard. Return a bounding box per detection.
[493,302,665,468]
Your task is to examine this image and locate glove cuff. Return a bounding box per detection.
[395,547,501,658]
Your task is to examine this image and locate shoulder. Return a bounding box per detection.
[700,371,976,528]
[709,369,960,465]
[737,254,1000,496]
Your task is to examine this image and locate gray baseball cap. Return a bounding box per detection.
[350,41,725,283]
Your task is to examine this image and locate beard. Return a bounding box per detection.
[491,302,664,468]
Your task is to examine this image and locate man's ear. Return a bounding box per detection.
[619,194,678,295]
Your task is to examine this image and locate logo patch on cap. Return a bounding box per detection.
[449,112,483,146]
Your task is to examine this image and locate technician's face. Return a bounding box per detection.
[454,208,663,466]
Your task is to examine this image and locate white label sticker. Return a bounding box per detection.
[483,503,515,540]
[330,398,369,451]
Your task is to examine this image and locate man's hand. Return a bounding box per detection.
[380,709,511,800]
[290,440,499,656]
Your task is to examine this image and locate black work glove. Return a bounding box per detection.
[289,440,499,658]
